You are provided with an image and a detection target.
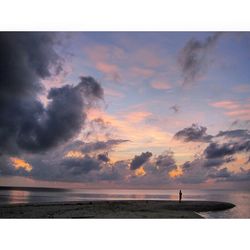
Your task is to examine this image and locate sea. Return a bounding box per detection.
[0,187,249,218]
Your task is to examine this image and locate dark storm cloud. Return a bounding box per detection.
[180,159,250,183]
[216,129,250,139]
[177,155,237,184]
[181,154,234,172]
[97,153,110,162]
[76,76,104,103]
[29,153,130,182]
[174,124,250,183]
[16,84,86,152]
[17,77,103,152]
[155,151,176,171]
[177,158,209,184]
[227,169,250,182]
[0,32,60,98]
[174,124,213,142]
[63,155,101,175]
[0,32,60,154]
[0,32,104,154]
[204,141,250,159]
[208,168,232,179]
[178,32,222,85]
[169,105,180,113]
[203,156,235,168]
[182,161,192,170]
[80,139,129,153]
[139,151,178,180]
[209,168,250,182]
[130,151,152,170]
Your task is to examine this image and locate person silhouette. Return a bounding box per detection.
[179,190,182,203]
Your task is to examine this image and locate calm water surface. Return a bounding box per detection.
[0,187,249,218]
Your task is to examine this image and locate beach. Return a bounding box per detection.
[0,200,235,218]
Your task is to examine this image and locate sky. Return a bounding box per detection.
[0,32,250,189]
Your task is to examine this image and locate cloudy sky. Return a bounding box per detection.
[0,32,250,189]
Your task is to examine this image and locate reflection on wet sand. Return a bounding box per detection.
[8,190,30,204]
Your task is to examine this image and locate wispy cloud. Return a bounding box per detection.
[210,100,250,120]
[210,100,240,110]
[178,33,222,85]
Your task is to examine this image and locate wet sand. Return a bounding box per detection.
[0,200,235,218]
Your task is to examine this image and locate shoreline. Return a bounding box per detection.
[0,200,235,218]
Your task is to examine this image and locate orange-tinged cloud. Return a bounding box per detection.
[124,111,152,123]
[151,81,171,90]
[87,108,180,160]
[169,167,183,178]
[65,150,84,159]
[87,108,199,164]
[135,166,146,176]
[10,157,32,172]
[226,153,250,172]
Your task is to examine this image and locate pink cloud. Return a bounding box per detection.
[151,81,172,90]
[210,100,240,110]
[210,100,250,120]
[96,62,121,81]
[84,45,124,81]
[83,44,171,84]
[225,109,250,120]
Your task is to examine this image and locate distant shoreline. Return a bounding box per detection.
[0,200,235,218]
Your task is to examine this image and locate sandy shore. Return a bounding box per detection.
[0,200,235,218]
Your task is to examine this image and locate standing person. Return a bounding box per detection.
[179,190,182,203]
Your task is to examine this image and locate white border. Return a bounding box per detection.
[0,1,249,250]
[0,219,249,250]
[0,0,250,31]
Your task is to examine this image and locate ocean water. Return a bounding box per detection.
[0,187,249,218]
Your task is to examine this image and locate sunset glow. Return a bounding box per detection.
[135,166,146,176]
[0,32,249,189]
[169,168,183,178]
[10,157,32,172]
[65,151,85,159]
